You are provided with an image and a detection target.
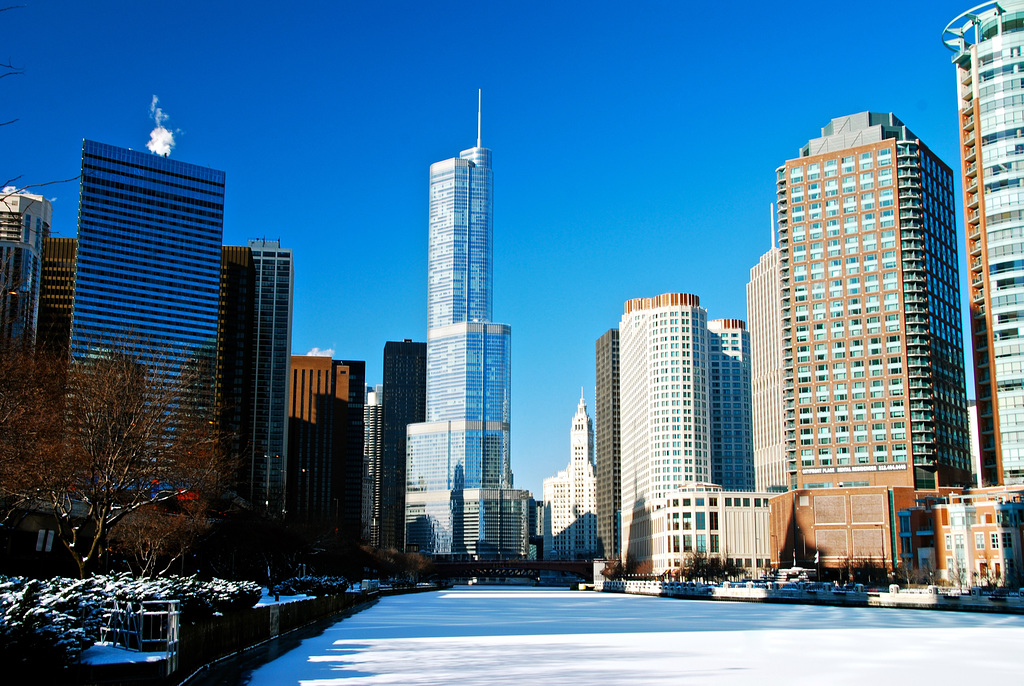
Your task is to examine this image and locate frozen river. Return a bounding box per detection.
[205,585,1024,685]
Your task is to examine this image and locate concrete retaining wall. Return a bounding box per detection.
[597,579,1024,614]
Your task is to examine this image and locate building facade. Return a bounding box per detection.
[769,485,917,578]
[247,239,293,515]
[945,4,1024,486]
[775,113,971,492]
[619,293,710,570]
[915,487,1024,586]
[0,190,51,347]
[747,245,789,492]
[649,484,772,577]
[363,387,384,546]
[71,141,223,374]
[217,245,255,471]
[405,109,529,558]
[381,339,427,551]
[543,393,599,560]
[595,328,621,559]
[36,236,76,356]
[708,319,755,491]
[287,355,365,534]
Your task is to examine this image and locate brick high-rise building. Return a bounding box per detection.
[287,356,365,535]
[775,113,971,491]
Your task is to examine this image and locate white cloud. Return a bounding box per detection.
[306,347,335,357]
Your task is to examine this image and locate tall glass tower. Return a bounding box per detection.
[248,239,293,515]
[945,3,1024,485]
[405,96,529,558]
[71,140,224,374]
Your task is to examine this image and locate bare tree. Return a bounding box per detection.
[0,339,234,577]
[108,494,213,577]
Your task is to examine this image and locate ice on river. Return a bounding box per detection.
[241,585,1024,685]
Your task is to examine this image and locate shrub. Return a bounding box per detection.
[271,575,349,597]
[0,573,262,672]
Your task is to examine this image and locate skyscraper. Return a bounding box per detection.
[0,190,51,348]
[619,293,710,568]
[36,236,76,357]
[71,141,223,372]
[945,4,1024,486]
[595,328,621,559]
[363,387,384,546]
[248,239,293,515]
[707,319,754,491]
[774,113,971,491]
[542,393,598,560]
[217,245,255,469]
[405,96,529,558]
[287,355,364,534]
[747,245,788,492]
[381,339,427,551]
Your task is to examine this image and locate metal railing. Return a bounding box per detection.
[100,599,180,675]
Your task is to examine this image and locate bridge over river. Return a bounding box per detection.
[431,558,593,583]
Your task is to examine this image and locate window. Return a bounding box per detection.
[991,532,1000,549]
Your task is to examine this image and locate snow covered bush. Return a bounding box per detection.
[0,573,262,671]
[0,576,106,673]
[272,575,349,597]
[98,573,261,618]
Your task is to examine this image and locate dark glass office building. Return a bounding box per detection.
[71,140,225,374]
[381,339,427,550]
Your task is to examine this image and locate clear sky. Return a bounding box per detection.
[4,0,977,498]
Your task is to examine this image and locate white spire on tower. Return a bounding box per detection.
[477,88,482,148]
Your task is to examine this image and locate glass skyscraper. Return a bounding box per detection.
[945,3,1024,485]
[71,140,224,374]
[248,239,293,515]
[405,107,529,558]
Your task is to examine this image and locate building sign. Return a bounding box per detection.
[801,463,908,476]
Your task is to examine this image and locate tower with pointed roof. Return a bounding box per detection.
[405,92,529,558]
[543,392,599,560]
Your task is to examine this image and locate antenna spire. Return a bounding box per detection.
[477,89,482,148]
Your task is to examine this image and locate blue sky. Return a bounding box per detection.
[4,0,976,497]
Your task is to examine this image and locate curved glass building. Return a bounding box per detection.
[945,2,1024,485]
[405,104,528,558]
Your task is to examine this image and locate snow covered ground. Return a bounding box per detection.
[254,588,310,607]
[235,585,1024,685]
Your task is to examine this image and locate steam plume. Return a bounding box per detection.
[147,95,176,156]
